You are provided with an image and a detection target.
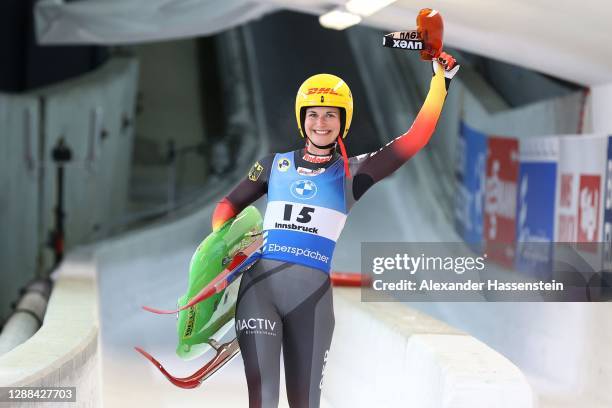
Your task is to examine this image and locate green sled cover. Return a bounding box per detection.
[176,206,262,360]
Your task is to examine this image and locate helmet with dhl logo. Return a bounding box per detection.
[295,73,353,139]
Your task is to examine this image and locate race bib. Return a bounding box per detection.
[263,201,347,241]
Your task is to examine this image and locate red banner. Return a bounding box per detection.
[577,174,601,243]
[484,137,519,266]
[555,136,607,246]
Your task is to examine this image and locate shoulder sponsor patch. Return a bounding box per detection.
[248,162,264,181]
[278,158,291,172]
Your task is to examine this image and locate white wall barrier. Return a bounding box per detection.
[324,289,534,407]
[0,248,101,407]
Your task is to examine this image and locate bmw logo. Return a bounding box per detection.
[290,180,317,200]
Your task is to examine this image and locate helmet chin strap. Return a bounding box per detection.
[306,136,337,151]
[304,135,351,178]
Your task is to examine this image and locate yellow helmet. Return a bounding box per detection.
[295,73,353,139]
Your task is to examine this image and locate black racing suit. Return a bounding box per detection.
[233,150,384,408]
[214,70,451,407]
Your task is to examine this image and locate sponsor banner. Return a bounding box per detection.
[555,135,607,243]
[555,136,605,242]
[603,136,612,271]
[262,229,336,273]
[484,136,519,267]
[578,175,602,243]
[555,135,607,274]
[515,137,559,278]
[455,122,487,249]
[263,201,347,241]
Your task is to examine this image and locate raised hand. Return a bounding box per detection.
[432,51,460,79]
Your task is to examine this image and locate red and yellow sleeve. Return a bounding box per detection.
[392,67,447,160]
[350,68,450,199]
[211,197,238,232]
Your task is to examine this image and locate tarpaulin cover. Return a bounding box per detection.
[35,0,280,45]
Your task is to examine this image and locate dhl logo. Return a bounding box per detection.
[306,88,341,96]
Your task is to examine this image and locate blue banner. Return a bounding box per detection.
[455,122,487,250]
[515,161,557,278]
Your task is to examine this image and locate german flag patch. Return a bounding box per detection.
[248,161,264,181]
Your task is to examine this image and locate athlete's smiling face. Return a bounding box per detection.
[304,106,341,147]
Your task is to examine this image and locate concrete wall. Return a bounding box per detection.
[0,58,138,323]
[0,94,40,321]
[39,58,139,249]
[130,39,207,202]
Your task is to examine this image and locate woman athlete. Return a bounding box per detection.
[211,53,459,407]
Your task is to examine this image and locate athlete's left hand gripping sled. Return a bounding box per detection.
[135,206,370,389]
[136,206,264,388]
